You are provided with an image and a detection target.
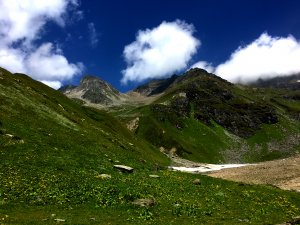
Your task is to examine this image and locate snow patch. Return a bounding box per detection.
[169,164,248,173]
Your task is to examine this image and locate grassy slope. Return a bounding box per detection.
[0,68,300,224]
[117,70,300,164]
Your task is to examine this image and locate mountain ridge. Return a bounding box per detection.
[59,68,220,107]
[250,73,300,90]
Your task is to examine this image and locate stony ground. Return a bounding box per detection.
[208,154,300,192]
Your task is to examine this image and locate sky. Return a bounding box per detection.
[0,0,300,92]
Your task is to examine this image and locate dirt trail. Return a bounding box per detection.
[208,155,300,192]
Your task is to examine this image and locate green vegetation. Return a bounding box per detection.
[0,67,300,224]
[1,172,300,224]
[125,69,300,163]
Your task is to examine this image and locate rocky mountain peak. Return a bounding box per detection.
[80,75,120,95]
[60,75,121,105]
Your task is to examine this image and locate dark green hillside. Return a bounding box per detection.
[0,67,166,167]
[130,69,300,163]
[0,67,169,205]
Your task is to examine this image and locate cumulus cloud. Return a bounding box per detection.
[190,61,214,73]
[26,43,83,82]
[121,20,200,84]
[0,0,69,45]
[40,80,63,90]
[88,22,99,48]
[214,33,300,83]
[0,47,26,73]
[0,0,83,89]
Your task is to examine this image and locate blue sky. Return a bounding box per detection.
[0,0,300,92]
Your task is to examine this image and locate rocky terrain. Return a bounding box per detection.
[59,75,124,105]
[209,154,300,192]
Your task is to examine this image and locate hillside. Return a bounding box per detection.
[1,67,300,224]
[58,68,300,164]
[113,69,300,164]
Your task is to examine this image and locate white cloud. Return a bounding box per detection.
[88,22,99,48]
[26,43,83,82]
[215,33,300,83]
[0,47,26,72]
[0,0,83,89]
[190,61,214,73]
[0,0,69,45]
[121,20,200,84]
[41,80,63,90]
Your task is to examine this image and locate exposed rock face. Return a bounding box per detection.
[126,117,139,132]
[59,75,122,105]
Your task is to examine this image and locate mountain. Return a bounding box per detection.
[58,68,300,163]
[59,75,124,105]
[114,69,300,163]
[1,66,300,224]
[133,74,179,96]
[251,73,300,90]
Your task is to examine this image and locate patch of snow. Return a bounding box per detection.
[169,164,248,173]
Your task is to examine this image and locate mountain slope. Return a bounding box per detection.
[0,66,170,202]
[116,69,300,163]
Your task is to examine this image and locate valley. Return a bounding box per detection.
[0,67,300,224]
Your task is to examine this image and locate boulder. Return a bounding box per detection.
[133,198,156,207]
[113,165,134,173]
[149,175,160,178]
[95,174,111,179]
[192,179,201,185]
[54,219,65,222]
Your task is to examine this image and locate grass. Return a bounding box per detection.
[1,67,300,224]
[1,171,300,224]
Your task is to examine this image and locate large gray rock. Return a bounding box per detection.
[113,165,134,173]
